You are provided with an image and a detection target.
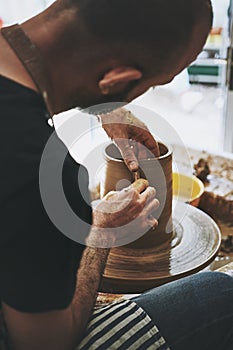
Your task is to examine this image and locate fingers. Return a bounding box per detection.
[130,178,149,193]
[133,129,160,158]
[138,187,159,223]
[140,186,156,203]
[101,108,160,166]
[140,134,160,158]
[143,132,160,158]
[137,144,149,160]
[137,204,159,231]
[138,187,159,230]
[129,186,159,225]
[143,198,160,216]
[114,138,139,172]
[147,216,159,230]
[97,181,159,230]
[122,110,160,158]
[105,179,149,203]
[115,134,160,166]
[104,183,157,213]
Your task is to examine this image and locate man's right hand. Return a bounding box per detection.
[88,179,159,248]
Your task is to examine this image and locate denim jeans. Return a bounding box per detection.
[132,272,233,350]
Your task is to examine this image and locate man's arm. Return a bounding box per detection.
[3,181,158,350]
[2,246,110,350]
[72,247,110,339]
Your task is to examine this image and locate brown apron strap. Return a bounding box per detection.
[1,24,54,117]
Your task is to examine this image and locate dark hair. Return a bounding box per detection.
[68,0,212,47]
[61,0,213,76]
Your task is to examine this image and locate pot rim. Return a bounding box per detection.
[104,142,173,163]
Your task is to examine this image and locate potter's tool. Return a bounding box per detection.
[133,168,146,182]
[134,171,140,181]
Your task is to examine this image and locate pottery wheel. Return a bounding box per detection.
[100,203,221,294]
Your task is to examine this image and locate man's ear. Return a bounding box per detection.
[99,67,142,95]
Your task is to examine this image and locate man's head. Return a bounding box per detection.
[33,0,213,112]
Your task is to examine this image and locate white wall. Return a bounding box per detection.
[211,0,230,27]
[0,0,54,25]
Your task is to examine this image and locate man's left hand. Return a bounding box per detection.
[100,108,160,172]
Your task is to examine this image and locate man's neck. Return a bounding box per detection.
[0,31,38,93]
[0,3,78,113]
[0,5,107,115]
[18,9,86,114]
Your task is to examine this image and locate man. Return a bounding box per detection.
[0,1,233,350]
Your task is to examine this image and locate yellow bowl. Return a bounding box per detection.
[173,172,205,207]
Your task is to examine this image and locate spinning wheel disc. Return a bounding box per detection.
[100,203,221,293]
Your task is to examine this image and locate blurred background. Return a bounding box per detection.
[0,0,233,156]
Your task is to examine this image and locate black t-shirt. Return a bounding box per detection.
[0,75,92,313]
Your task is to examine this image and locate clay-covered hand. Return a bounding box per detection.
[99,108,160,172]
[88,179,159,248]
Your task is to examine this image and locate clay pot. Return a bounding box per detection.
[99,143,221,294]
[101,142,173,248]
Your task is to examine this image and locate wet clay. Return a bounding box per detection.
[99,143,221,293]
[101,142,173,248]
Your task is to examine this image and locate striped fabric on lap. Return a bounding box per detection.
[77,300,170,350]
